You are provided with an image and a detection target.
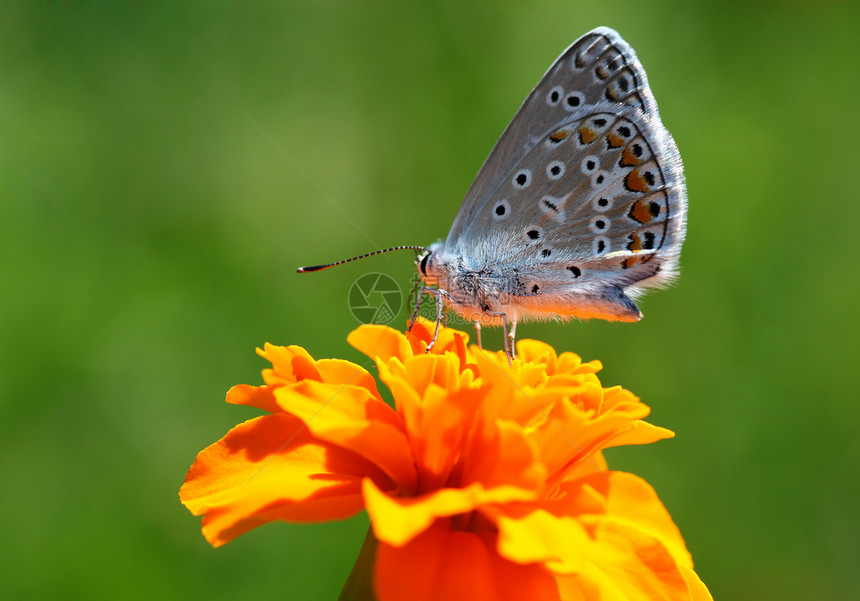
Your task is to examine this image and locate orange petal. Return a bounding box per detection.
[528,387,600,477]
[408,317,472,357]
[595,472,693,569]
[273,380,417,492]
[514,340,602,376]
[363,479,536,547]
[461,419,547,493]
[467,351,557,424]
[256,344,317,386]
[348,324,415,363]
[375,521,559,601]
[375,365,423,428]
[532,388,672,484]
[406,385,487,492]
[315,358,383,399]
[226,383,281,414]
[514,339,559,366]
[602,420,675,449]
[257,343,382,397]
[180,413,393,547]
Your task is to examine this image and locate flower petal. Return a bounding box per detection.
[256,344,317,386]
[515,340,602,377]
[461,419,547,493]
[679,566,714,601]
[226,383,281,414]
[363,478,535,547]
[348,324,415,363]
[180,414,393,547]
[554,520,692,601]
[496,472,707,601]
[265,344,381,393]
[494,507,595,572]
[375,521,559,601]
[591,472,693,569]
[273,380,417,493]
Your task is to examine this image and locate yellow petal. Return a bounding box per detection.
[600,472,693,569]
[348,324,414,363]
[364,478,536,547]
[495,507,594,572]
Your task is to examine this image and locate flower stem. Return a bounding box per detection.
[338,526,378,601]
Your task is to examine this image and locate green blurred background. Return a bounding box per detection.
[2,2,858,599]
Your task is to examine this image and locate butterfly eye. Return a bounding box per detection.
[563,91,585,111]
[546,160,565,180]
[512,169,532,189]
[546,85,564,106]
[419,252,431,274]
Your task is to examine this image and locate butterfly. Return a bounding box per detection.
[300,27,686,360]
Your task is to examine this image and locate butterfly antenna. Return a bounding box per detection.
[297,246,426,273]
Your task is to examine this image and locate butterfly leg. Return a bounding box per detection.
[407,286,432,331]
[508,320,518,360]
[483,310,512,365]
[425,288,447,353]
[474,321,483,349]
[406,279,424,330]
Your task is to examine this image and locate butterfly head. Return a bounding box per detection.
[416,242,442,279]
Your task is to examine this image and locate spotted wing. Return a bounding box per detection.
[447,27,662,241]
[450,103,686,321]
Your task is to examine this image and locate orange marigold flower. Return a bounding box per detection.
[180,319,712,601]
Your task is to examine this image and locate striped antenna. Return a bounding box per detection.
[297,245,426,273]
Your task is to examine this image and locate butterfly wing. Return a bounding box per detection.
[447,27,664,241]
[442,28,686,321]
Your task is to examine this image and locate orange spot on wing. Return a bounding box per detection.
[606,132,625,148]
[628,200,654,224]
[549,128,570,142]
[620,145,642,167]
[627,233,642,252]
[579,126,598,144]
[625,168,651,192]
[621,256,641,269]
